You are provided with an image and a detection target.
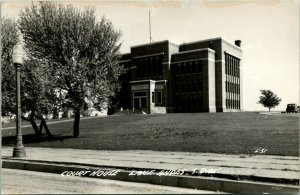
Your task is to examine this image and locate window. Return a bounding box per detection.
[186,82,191,92]
[181,82,186,92]
[186,63,191,74]
[198,80,203,91]
[192,81,197,92]
[174,64,180,75]
[157,56,163,76]
[156,91,162,104]
[153,57,157,76]
[176,82,181,93]
[152,92,155,103]
[134,91,147,97]
[141,59,146,78]
[147,58,151,77]
[198,62,203,72]
[180,64,185,74]
[192,62,196,73]
[136,60,141,78]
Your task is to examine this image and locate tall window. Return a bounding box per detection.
[192,62,196,73]
[152,92,155,103]
[156,91,162,104]
[198,80,203,92]
[186,63,191,74]
[137,60,141,78]
[157,56,163,76]
[180,63,185,74]
[198,61,203,72]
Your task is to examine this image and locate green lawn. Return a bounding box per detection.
[2,112,299,156]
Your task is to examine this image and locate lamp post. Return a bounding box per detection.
[12,44,26,157]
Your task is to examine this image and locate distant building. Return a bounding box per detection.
[118,37,243,113]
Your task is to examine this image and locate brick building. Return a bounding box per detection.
[118,37,243,113]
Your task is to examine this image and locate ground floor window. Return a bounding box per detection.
[156,91,162,105]
[152,92,155,103]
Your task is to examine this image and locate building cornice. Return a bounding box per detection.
[132,52,164,59]
[131,40,178,49]
[172,48,215,56]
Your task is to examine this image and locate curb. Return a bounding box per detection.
[2,159,299,194]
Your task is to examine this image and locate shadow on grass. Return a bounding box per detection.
[2,134,74,146]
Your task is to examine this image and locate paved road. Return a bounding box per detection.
[2,169,218,194]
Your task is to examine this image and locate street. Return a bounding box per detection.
[2,169,218,194]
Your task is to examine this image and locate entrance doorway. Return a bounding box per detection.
[134,97,147,109]
[133,91,148,113]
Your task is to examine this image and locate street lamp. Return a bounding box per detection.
[12,44,26,157]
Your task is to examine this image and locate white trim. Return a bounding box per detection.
[173,48,215,56]
[222,39,242,51]
[130,79,167,84]
[180,37,242,51]
[132,52,164,59]
[119,59,131,63]
[131,40,178,48]
[171,58,215,64]
[181,37,222,45]
[224,51,242,60]
[130,80,153,84]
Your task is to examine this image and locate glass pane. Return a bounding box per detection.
[134,98,140,109]
[134,91,147,97]
[141,97,147,108]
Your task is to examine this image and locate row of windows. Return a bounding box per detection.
[225,81,240,94]
[173,61,203,75]
[226,99,240,109]
[136,56,163,79]
[175,80,203,93]
[225,54,240,78]
[175,97,203,112]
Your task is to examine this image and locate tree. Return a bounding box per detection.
[1,18,19,117]
[258,90,282,112]
[21,58,56,138]
[1,17,54,138]
[19,2,123,137]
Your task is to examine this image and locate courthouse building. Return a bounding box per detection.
[118,37,243,113]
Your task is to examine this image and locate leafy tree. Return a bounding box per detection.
[19,2,123,137]
[258,90,282,112]
[21,58,55,137]
[1,18,19,117]
[1,17,54,138]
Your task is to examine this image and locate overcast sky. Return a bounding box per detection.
[2,0,299,111]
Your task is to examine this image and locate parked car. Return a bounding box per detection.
[286,104,298,113]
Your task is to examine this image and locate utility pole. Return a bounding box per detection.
[149,10,152,43]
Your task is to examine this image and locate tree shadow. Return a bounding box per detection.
[2,134,74,146]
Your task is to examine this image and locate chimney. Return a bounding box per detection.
[235,40,241,47]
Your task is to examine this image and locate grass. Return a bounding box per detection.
[2,112,299,156]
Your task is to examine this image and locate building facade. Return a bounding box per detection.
[118,37,243,113]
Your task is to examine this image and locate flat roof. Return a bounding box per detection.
[180,37,242,51]
[131,40,178,49]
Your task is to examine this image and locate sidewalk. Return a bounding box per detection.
[2,147,299,193]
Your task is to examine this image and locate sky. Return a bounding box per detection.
[1,0,299,111]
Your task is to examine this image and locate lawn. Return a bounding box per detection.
[2,112,299,156]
